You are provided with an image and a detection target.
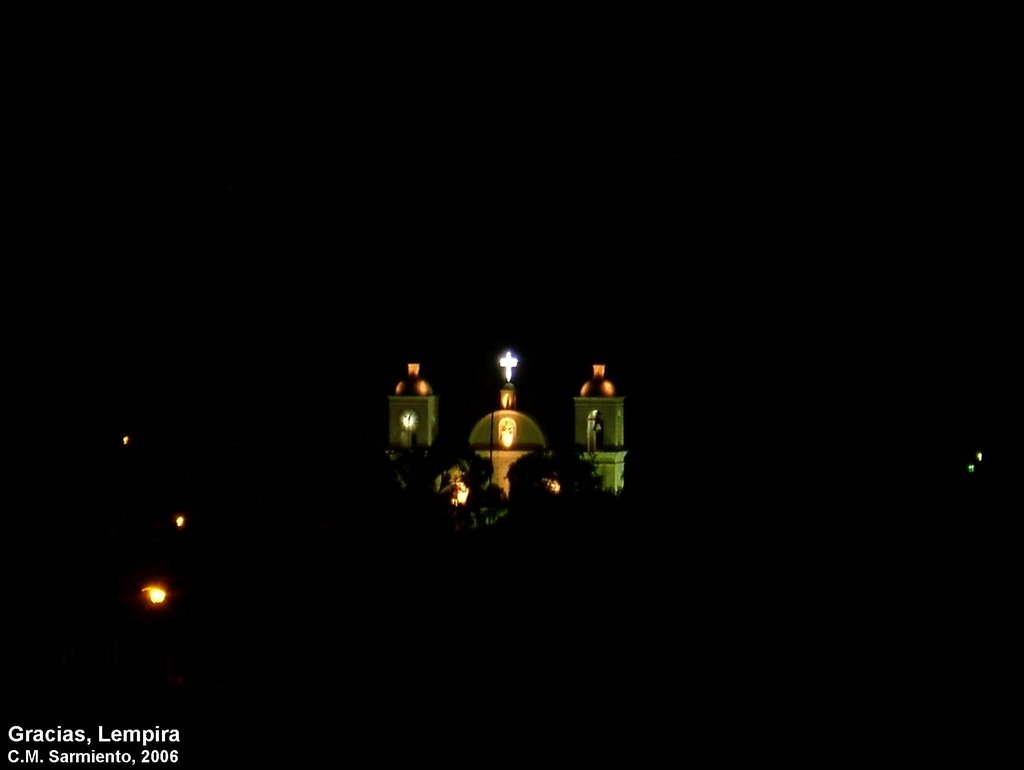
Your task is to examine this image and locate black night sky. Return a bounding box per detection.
[3,42,1018,764]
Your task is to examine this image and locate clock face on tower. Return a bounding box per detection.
[399,410,418,431]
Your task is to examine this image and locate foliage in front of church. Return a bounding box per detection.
[439,453,507,531]
[381,447,505,533]
[381,447,615,533]
[501,450,622,532]
[506,450,602,502]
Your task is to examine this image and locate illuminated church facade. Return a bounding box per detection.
[387,355,626,494]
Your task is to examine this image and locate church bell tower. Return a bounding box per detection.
[574,364,626,492]
[388,363,439,449]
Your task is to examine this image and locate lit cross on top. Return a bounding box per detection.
[499,351,519,382]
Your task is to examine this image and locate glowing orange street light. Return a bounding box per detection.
[174,514,186,529]
[122,435,130,446]
[142,586,168,605]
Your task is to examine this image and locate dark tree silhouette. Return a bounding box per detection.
[507,449,602,503]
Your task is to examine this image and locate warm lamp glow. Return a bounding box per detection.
[546,478,562,494]
[407,363,420,377]
[592,364,606,378]
[976,451,983,462]
[448,466,470,507]
[452,480,469,506]
[174,515,185,528]
[142,586,167,604]
[122,435,130,446]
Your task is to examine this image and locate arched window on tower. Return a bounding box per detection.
[587,410,604,451]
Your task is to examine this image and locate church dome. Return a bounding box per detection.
[580,364,616,397]
[395,363,433,396]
